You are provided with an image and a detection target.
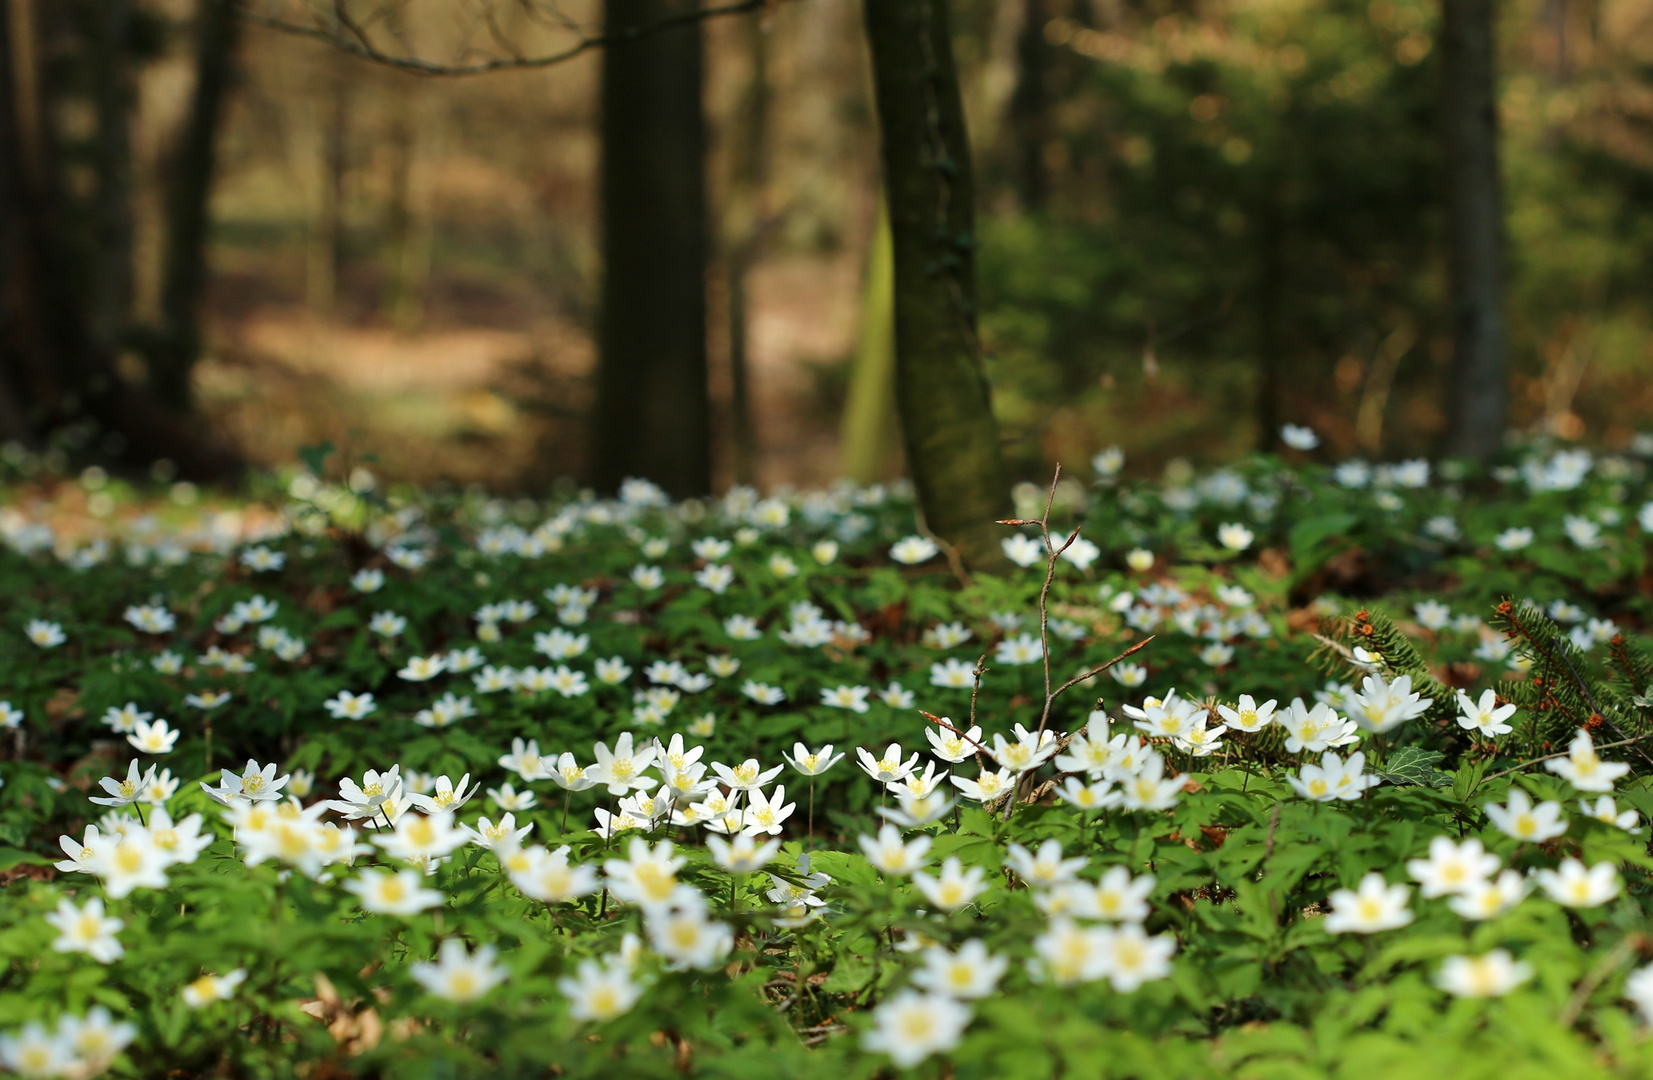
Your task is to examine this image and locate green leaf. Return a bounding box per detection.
[1376,746,1451,788]
[0,847,50,872]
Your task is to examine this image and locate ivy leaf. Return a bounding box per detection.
[1377,746,1451,788]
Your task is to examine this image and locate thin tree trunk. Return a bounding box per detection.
[839,198,896,484]
[149,0,241,413]
[1009,0,1054,212]
[863,0,1009,569]
[88,0,136,359]
[1253,175,1285,446]
[724,12,768,487]
[0,0,239,478]
[307,59,349,314]
[1442,0,1507,461]
[592,0,710,497]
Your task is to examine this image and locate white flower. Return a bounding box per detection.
[127,717,179,754]
[646,894,733,970]
[740,785,795,835]
[462,813,533,850]
[912,857,988,911]
[1093,446,1125,477]
[912,940,1008,1000]
[924,622,974,649]
[950,767,1015,803]
[1002,533,1045,567]
[1117,753,1187,810]
[1061,536,1100,570]
[200,760,290,806]
[324,690,376,721]
[589,733,659,795]
[1280,698,1360,753]
[373,811,468,862]
[1456,689,1516,738]
[1216,523,1254,551]
[1534,858,1620,908]
[411,939,507,1003]
[1581,795,1640,833]
[351,568,384,592]
[1055,776,1119,812]
[1406,837,1499,897]
[1281,424,1319,450]
[45,897,124,963]
[929,658,977,689]
[994,633,1042,665]
[858,743,920,785]
[741,680,786,705]
[695,563,736,593]
[25,617,67,649]
[1111,661,1147,687]
[345,868,444,915]
[1625,966,1653,1025]
[1090,865,1156,922]
[1096,923,1177,991]
[91,760,153,808]
[510,844,601,903]
[101,697,153,734]
[1564,515,1601,549]
[1033,918,1112,985]
[1447,870,1528,920]
[605,838,688,909]
[924,721,980,764]
[890,536,939,565]
[820,684,871,713]
[1484,788,1568,843]
[1324,873,1413,934]
[1217,694,1277,733]
[1544,728,1631,792]
[398,654,448,682]
[1345,673,1433,734]
[862,990,972,1068]
[1288,750,1380,802]
[707,833,781,873]
[1436,950,1532,998]
[858,823,931,876]
[58,1006,136,1067]
[1495,527,1534,551]
[812,539,839,565]
[182,969,247,1007]
[560,958,644,1022]
[1196,643,1234,668]
[1006,839,1086,888]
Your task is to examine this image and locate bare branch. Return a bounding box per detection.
[238,0,790,77]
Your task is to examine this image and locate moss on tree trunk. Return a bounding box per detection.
[862,0,1009,570]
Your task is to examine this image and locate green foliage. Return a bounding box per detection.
[1,448,1652,1077]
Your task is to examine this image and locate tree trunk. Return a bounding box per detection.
[839,198,897,484]
[148,0,241,413]
[1009,0,1054,212]
[723,11,768,488]
[87,0,136,360]
[0,0,239,479]
[862,0,1009,568]
[592,0,710,498]
[1441,0,1507,462]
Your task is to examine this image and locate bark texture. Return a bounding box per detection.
[1442,0,1508,461]
[148,0,242,412]
[0,0,239,478]
[592,0,711,497]
[862,0,1009,568]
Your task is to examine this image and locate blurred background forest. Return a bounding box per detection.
[2,0,1652,497]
